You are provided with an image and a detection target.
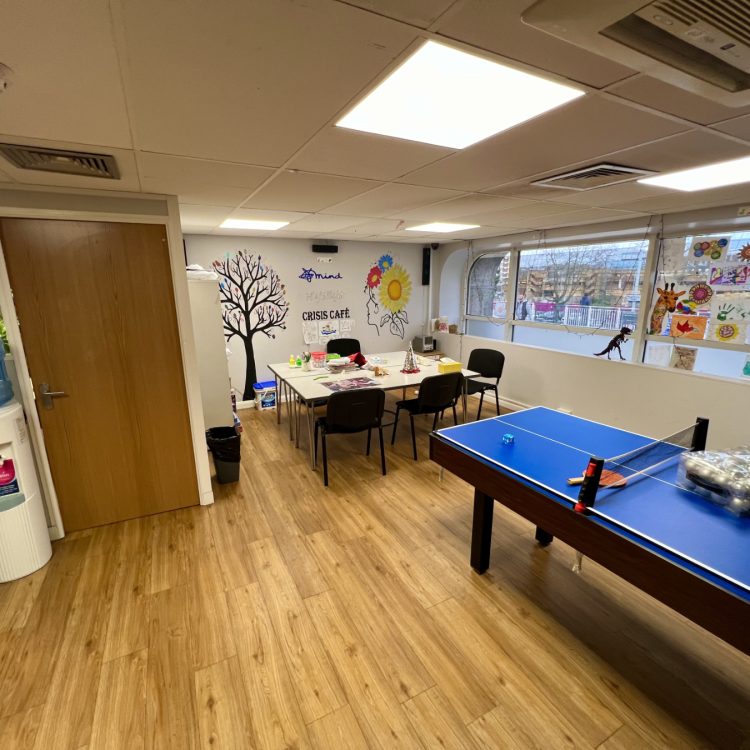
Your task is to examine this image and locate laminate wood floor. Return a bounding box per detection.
[1,398,749,749]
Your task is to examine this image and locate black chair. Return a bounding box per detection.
[314,389,386,486]
[327,338,361,357]
[391,372,463,460]
[466,349,505,420]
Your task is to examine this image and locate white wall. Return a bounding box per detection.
[185,235,427,396]
[442,333,749,449]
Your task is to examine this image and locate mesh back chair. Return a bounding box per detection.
[327,338,361,357]
[466,349,505,420]
[314,388,386,486]
[391,372,464,460]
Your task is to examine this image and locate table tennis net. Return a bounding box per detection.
[602,423,698,482]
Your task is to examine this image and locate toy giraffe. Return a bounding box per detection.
[648,283,685,335]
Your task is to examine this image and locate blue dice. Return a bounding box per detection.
[502,433,515,445]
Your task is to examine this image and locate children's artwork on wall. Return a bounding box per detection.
[739,244,750,262]
[669,345,697,371]
[302,321,318,344]
[669,314,708,339]
[648,283,686,334]
[707,321,747,344]
[319,320,339,341]
[711,293,750,322]
[743,355,750,378]
[364,253,412,338]
[688,282,713,307]
[708,265,750,289]
[691,237,729,262]
[213,251,289,399]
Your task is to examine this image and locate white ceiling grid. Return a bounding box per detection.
[0,0,749,241]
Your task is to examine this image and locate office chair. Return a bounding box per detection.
[466,349,505,420]
[391,372,463,460]
[314,388,386,486]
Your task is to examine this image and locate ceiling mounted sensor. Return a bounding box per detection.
[0,144,120,179]
[523,0,750,106]
[532,163,657,191]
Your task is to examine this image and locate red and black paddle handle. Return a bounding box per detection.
[574,457,604,514]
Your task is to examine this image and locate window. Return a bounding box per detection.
[466,253,511,318]
[465,253,511,337]
[646,231,750,380]
[512,239,648,353]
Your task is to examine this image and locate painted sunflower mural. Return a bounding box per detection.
[364,253,412,337]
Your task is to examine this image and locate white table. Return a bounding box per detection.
[270,352,478,468]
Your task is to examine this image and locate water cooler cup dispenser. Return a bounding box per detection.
[0,400,52,582]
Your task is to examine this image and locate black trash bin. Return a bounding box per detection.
[206,427,241,484]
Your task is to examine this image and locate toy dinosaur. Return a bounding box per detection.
[594,326,632,360]
[649,283,685,335]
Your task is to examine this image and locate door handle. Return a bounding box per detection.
[39,383,67,410]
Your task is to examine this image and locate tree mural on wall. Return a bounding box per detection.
[212,251,289,399]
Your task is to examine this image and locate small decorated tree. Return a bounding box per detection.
[212,251,289,399]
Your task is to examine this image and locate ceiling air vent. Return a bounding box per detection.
[0,144,120,179]
[531,163,657,191]
[523,0,750,106]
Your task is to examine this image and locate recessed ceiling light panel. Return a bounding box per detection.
[336,41,584,149]
[638,155,750,192]
[220,219,289,230]
[406,222,480,233]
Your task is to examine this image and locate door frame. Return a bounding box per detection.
[0,191,213,539]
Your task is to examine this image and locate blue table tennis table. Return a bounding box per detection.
[429,407,750,655]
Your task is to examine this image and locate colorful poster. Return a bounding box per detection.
[707,321,748,344]
[669,346,697,371]
[691,236,729,262]
[743,356,750,378]
[708,265,750,288]
[669,314,707,339]
[711,293,750,322]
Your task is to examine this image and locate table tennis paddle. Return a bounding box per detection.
[567,469,626,488]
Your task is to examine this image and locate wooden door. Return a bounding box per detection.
[0,218,198,531]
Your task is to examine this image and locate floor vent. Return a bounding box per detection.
[531,163,656,191]
[0,144,120,179]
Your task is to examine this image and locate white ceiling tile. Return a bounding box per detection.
[609,77,750,126]
[711,115,750,142]
[0,0,132,147]
[610,184,750,214]
[243,171,379,213]
[455,200,590,226]
[228,207,310,222]
[400,95,689,192]
[179,204,233,232]
[343,0,458,28]
[390,193,536,221]
[526,207,643,229]
[435,0,634,88]
[289,127,452,181]
[339,219,404,235]
[119,0,417,165]
[285,214,375,233]
[139,153,274,206]
[323,183,462,217]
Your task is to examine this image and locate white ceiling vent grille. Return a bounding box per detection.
[523,0,750,105]
[0,144,120,179]
[531,163,657,191]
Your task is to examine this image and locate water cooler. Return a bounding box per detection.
[0,400,52,582]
